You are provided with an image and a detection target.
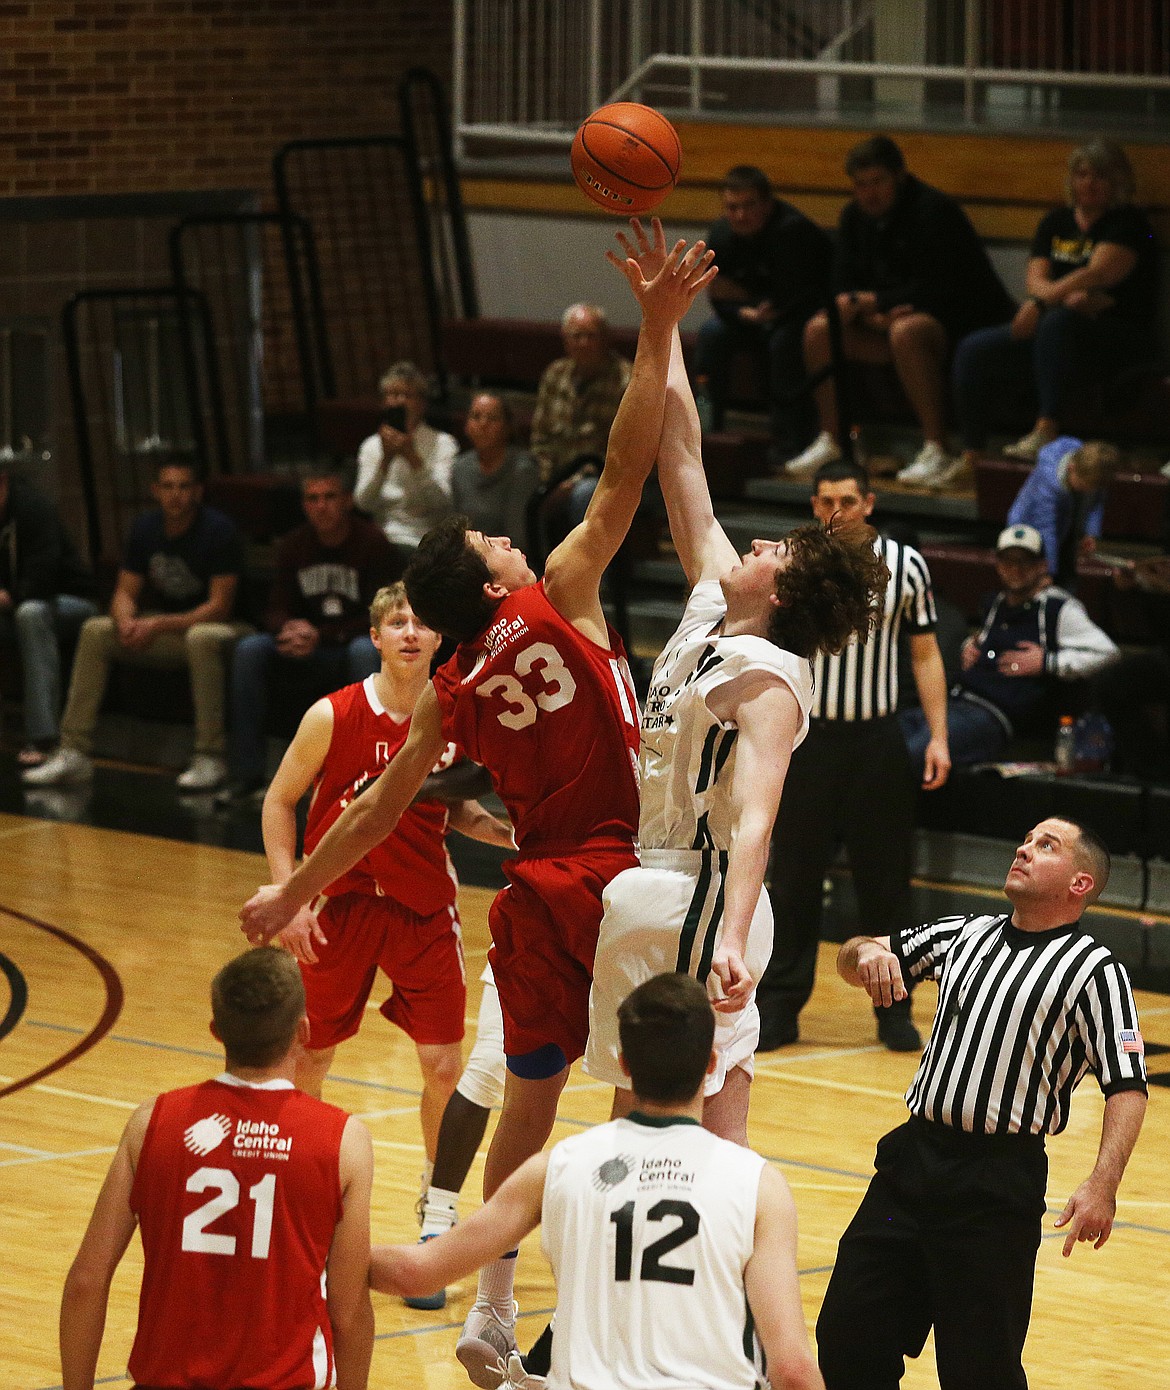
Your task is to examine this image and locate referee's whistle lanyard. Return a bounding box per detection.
[942,938,1002,1030]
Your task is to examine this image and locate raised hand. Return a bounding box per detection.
[607,218,717,325]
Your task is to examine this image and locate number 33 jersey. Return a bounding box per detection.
[431,581,640,855]
[542,1114,767,1390]
[128,1076,349,1390]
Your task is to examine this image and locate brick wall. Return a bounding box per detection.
[0,0,454,198]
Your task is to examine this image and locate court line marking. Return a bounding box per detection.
[0,1074,138,1109]
[0,1139,54,1157]
[0,902,124,1099]
[21,1018,425,1098]
[759,1043,885,1065]
[0,1144,118,1168]
[753,1068,908,1102]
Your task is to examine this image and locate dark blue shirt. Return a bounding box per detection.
[123,505,243,614]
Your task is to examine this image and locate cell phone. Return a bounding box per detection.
[380,405,407,432]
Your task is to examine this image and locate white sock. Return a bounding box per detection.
[476,1250,518,1313]
[420,1185,459,1238]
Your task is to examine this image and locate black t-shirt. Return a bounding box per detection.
[835,174,1016,338]
[123,504,243,613]
[1030,204,1158,330]
[706,198,832,327]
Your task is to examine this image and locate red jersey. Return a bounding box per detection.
[128,1077,348,1390]
[304,675,458,916]
[431,581,640,855]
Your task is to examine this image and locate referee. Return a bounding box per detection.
[759,459,950,1051]
[818,816,1148,1390]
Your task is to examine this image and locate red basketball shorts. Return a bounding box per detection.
[488,842,637,1063]
[301,892,466,1050]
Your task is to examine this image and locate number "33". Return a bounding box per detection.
[475,641,577,730]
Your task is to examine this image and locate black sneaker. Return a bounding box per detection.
[877,1013,922,1052]
[757,1010,799,1051]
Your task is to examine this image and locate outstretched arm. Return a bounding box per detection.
[743,1165,825,1390]
[544,220,716,638]
[370,1151,548,1297]
[619,219,739,587]
[240,685,448,944]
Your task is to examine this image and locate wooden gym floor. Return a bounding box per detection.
[1,808,1167,1390]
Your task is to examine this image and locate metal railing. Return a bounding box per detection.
[453,0,1170,151]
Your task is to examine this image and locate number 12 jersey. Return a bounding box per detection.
[541,1113,767,1390]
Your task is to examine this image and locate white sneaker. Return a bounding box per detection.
[783,431,841,478]
[502,1351,546,1389]
[177,754,227,791]
[1002,428,1053,462]
[896,441,949,485]
[926,454,974,491]
[21,747,94,786]
[457,1302,518,1388]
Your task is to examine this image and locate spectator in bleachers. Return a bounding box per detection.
[952,140,1158,466]
[24,457,247,791]
[0,461,98,767]
[354,361,458,571]
[785,135,1014,489]
[529,303,632,538]
[899,523,1118,777]
[219,464,396,803]
[1006,437,1120,586]
[449,393,540,548]
[694,164,832,463]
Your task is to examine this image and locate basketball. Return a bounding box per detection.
[570,102,681,215]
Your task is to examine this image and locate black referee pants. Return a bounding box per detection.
[762,716,917,1022]
[817,1118,1047,1390]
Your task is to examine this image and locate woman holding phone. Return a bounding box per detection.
[355,361,458,570]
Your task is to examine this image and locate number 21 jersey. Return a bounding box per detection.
[431,581,640,854]
[128,1076,348,1390]
[542,1114,766,1390]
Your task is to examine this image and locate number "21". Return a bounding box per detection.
[181,1166,276,1259]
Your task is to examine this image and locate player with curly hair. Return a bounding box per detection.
[584,220,888,1145]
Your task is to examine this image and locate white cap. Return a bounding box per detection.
[996,524,1044,556]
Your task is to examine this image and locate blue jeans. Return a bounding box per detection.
[952,308,1147,450]
[228,632,381,782]
[1,595,99,743]
[899,695,1008,783]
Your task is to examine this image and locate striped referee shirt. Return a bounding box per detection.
[892,913,1147,1136]
[811,534,936,721]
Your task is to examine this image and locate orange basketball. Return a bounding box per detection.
[570,102,681,215]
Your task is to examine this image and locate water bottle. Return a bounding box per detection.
[1054,714,1076,775]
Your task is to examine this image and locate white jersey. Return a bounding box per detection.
[639,582,813,851]
[542,1114,767,1390]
